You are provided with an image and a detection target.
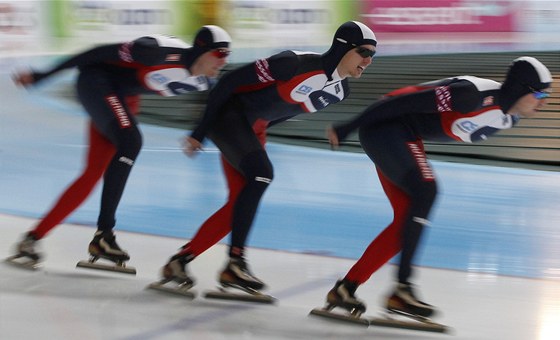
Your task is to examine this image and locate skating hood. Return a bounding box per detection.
[322,21,377,81]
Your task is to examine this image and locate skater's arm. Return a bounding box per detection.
[331,81,479,145]
[331,90,439,144]
[189,50,299,145]
[20,44,122,86]
[15,35,183,88]
[122,35,189,66]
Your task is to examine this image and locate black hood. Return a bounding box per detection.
[500,56,552,113]
[184,25,231,67]
[322,21,377,80]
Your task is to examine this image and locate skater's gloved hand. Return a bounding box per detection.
[326,125,339,150]
[182,136,203,158]
[12,70,37,88]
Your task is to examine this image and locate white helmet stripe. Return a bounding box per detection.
[515,56,553,83]
[351,21,377,44]
[205,25,232,44]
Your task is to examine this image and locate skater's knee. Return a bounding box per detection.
[403,171,437,206]
[239,150,274,186]
[399,171,437,225]
[415,180,437,205]
[115,127,143,165]
[410,183,436,226]
[123,127,143,155]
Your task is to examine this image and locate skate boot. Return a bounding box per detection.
[204,257,274,303]
[162,253,195,288]
[6,232,42,269]
[308,279,368,325]
[147,253,196,298]
[386,282,435,319]
[326,279,366,316]
[219,257,266,292]
[88,230,130,262]
[76,230,135,274]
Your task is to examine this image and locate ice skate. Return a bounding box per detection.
[76,230,136,275]
[147,253,196,299]
[386,282,435,318]
[309,279,369,326]
[5,233,42,270]
[204,257,276,304]
[370,283,449,333]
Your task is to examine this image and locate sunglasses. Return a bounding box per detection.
[212,49,231,59]
[529,86,550,100]
[355,47,376,58]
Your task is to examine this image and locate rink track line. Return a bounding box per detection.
[120,277,338,340]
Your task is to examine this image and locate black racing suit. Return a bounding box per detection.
[190,50,351,256]
[334,76,517,285]
[31,35,211,231]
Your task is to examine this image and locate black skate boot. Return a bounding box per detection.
[162,253,195,288]
[369,283,448,333]
[219,257,266,292]
[309,279,368,325]
[386,282,435,319]
[326,279,366,315]
[147,252,196,298]
[6,232,42,269]
[77,230,135,274]
[88,230,130,262]
[205,257,275,303]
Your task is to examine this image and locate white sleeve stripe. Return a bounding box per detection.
[255,59,275,83]
[118,42,133,62]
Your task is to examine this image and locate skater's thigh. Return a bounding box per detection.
[209,109,264,173]
[359,121,420,187]
[77,68,139,144]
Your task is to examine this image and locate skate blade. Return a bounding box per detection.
[204,286,276,304]
[146,281,196,299]
[309,308,369,326]
[5,255,41,271]
[76,260,136,275]
[370,310,449,333]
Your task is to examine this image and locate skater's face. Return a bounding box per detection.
[508,87,550,118]
[337,44,375,79]
[192,48,230,78]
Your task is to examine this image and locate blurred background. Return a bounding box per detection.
[1,0,560,58]
[1,0,560,57]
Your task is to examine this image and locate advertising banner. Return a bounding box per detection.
[50,0,178,43]
[2,1,557,59]
[0,1,48,55]
[517,0,560,32]
[361,0,517,32]
[226,0,357,52]
[47,0,232,53]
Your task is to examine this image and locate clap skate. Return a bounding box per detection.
[147,254,196,299]
[309,279,369,326]
[369,283,449,333]
[5,233,42,270]
[76,231,136,275]
[204,258,276,304]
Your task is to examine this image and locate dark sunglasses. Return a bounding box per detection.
[355,46,376,58]
[529,86,550,100]
[212,49,231,59]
